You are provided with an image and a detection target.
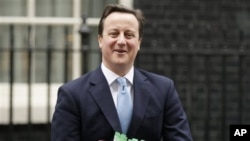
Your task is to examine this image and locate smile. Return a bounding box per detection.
[114,49,126,53]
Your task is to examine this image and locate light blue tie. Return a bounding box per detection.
[117,77,133,134]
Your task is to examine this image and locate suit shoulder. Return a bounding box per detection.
[60,67,104,90]
[61,71,93,90]
[137,68,173,83]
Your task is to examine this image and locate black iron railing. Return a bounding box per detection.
[0,24,250,141]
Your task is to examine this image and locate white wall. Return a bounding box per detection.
[0,83,61,124]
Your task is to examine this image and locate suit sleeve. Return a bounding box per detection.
[51,86,81,141]
[163,80,193,141]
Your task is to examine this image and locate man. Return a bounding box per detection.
[51,4,193,141]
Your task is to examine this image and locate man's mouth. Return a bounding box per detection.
[115,49,126,53]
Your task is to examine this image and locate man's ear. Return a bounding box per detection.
[138,38,142,50]
[98,35,102,49]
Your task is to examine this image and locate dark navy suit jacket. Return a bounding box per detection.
[51,67,193,141]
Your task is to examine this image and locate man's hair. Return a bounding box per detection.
[98,4,145,39]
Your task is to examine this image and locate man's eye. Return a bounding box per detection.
[126,33,134,38]
[109,32,118,37]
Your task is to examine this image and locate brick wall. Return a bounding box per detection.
[134,0,250,141]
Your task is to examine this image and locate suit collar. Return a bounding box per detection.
[101,63,134,85]
[89,67,122,132]
[127,69,151,137]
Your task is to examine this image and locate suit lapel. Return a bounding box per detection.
[127,69,151,137]
[88,67,122,133]
[87,67,152,136]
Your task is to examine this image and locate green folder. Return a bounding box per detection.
[113,132,145,141]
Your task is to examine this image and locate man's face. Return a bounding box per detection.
[98,12,141,73]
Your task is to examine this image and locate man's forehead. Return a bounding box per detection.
[105,12,137,21]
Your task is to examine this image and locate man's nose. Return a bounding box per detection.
[117,34,126,45]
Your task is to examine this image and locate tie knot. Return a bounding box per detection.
[117,77,127,87]
[117,77,127,94]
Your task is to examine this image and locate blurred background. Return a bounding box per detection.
[0,0,250,141]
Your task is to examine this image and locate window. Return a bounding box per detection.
[0,0,133,124]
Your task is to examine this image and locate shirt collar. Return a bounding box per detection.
[101,63,134,85]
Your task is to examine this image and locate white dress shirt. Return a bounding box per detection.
[101,63,134,108]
